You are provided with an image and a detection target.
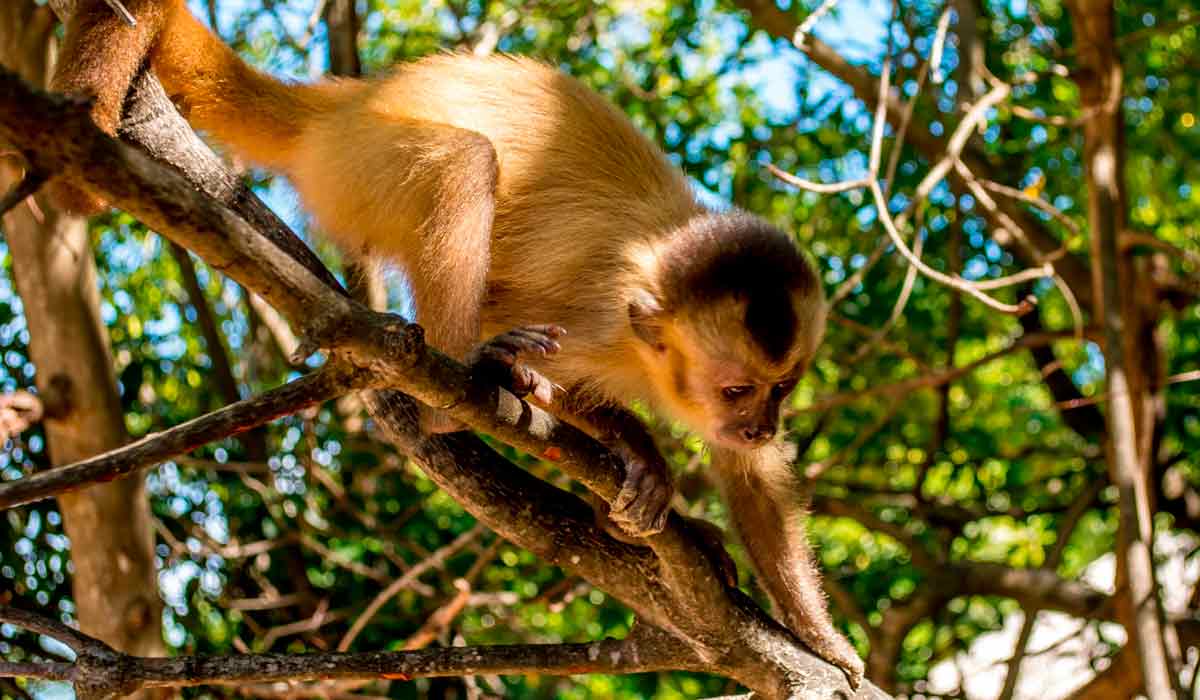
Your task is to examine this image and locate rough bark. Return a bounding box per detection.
[0,0,164,667]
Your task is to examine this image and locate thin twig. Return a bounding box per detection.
[895,83,1010,231]
[1115,12,1197,48]
[928,8,952,84]
[767,164,867,194]
[870,180,1032,314]
[0,365,367,509]
[792,0,840,48]
[996,479,1103,698]
[828,236,889,306]
[1058,369,1200,410]
[337,524,486,652]
[978,177,1081,236]
[844,210,925,364]
[883,8,950,194]
[101,0,136,26]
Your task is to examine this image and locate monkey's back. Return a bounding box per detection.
[358,56,701,383]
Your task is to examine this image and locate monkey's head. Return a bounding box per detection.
[628,212,825,450]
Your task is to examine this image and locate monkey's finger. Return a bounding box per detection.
[510,366,555,402]
[647,502,670,534]
[521,324,567,339]
[530,374,556,404]
[611,478,639,512]
[475,345,519,368]
[489,332,555,358]
[504,328,561,355]
[637,483,673,534]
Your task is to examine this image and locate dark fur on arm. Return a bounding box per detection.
[712,442,865,688]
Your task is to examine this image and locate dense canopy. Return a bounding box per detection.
[0,0,1198,698]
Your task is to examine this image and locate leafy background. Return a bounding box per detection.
[2,0,1199,698]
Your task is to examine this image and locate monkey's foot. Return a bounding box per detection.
[608,442,674,537]
[467,324,566,404]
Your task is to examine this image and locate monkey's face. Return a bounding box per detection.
[683,346,805,450]
[633,296,823,451]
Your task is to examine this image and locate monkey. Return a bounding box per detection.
[45,0,864,687]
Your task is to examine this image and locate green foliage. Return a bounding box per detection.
[2,0,1199,697]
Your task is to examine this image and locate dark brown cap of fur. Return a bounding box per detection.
[657,211,820,362]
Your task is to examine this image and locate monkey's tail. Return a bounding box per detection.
[149,0,351,171]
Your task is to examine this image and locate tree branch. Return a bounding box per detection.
[0,605,703,698]
[734,0,1094,308]
[0,364,366,509]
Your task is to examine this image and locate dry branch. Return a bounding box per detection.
[735,0,1095,308]
[0,365,365,509]
[0,605,701,699]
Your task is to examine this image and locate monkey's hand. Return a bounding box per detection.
[467,325,565,404]
[607,440,674,537]
[798,627,865,691]
[421,325,565,434]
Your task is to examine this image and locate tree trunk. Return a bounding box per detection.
[1067,1,1175,697]
[323,0,388,313]
[0,0,165,668]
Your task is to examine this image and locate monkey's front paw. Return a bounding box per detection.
[468,325,565,403]
[609,444,674,537]
[824,636,865,691]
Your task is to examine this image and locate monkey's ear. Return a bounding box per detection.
[628,289,667,351]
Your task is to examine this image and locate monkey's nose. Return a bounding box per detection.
[740,426,774,444]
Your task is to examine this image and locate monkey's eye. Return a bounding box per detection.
[721,385,754,401]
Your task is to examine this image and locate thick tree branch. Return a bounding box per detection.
[1068,0,1175,696]
[1019,306,1105,439]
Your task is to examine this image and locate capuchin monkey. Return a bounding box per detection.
[47,0,863,686]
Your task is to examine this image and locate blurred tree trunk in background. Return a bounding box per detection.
[1068,0,1175,697]
[0,0,165,673]
[324,0,387,313]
